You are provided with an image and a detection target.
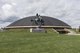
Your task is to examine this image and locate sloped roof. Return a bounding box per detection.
[8,16,70,28]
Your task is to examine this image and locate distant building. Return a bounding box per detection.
[5,15,71,34]
[79,26,80,32]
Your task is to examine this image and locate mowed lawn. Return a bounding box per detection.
[0,30,80,53]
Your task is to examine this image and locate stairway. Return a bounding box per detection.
[53,28,70,34]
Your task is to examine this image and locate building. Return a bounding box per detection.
[5,14,71,34]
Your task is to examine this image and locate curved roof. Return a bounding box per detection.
[8,16,70,28]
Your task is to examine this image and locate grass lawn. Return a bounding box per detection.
[0,29,80,53]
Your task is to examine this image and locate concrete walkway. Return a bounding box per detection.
[66,29,80,35]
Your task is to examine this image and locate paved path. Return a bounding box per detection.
[66,29,80,35]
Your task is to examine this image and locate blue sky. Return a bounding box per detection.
[0,0,80,28]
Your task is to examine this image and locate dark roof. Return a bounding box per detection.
[8,16,70,27]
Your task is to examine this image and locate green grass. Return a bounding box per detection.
[0,30,80,53]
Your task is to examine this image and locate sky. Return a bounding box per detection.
[0,0,80,28]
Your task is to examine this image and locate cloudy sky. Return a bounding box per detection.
[0,0,80,28]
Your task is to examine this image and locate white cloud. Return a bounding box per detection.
[0,22,11,28]
[0,0,80,28]
[2,4,15,17]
